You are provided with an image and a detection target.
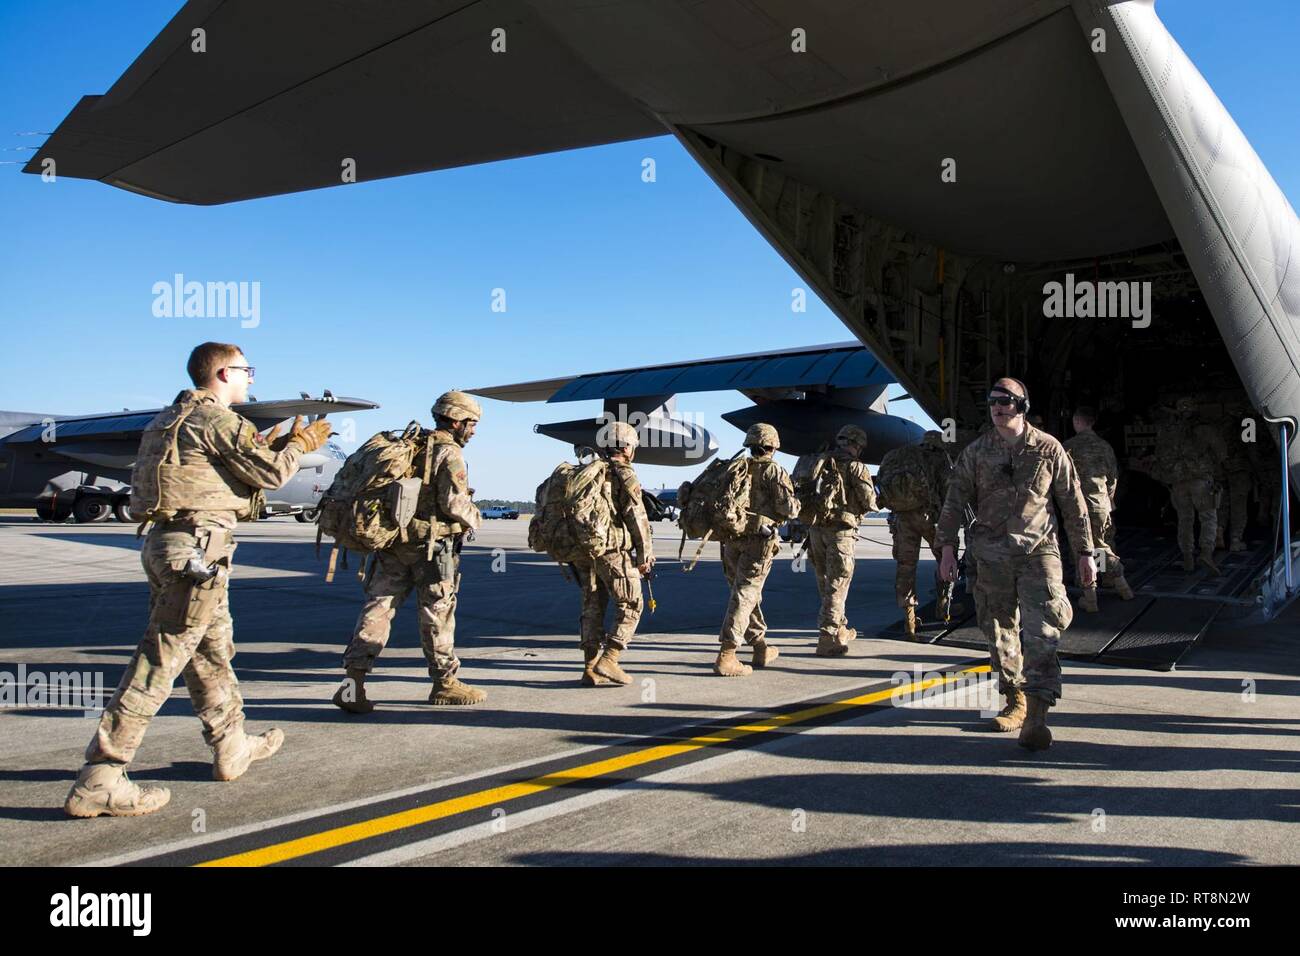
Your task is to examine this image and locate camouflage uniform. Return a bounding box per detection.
[572,459,652,653]
[936,424,1093,704]
[718,454,799,653]
[878,437,951,609]
[1217,414,1253,551]
[84,388,308,771]
[1063,429,1130,591]
[803,447,876,649]
[1152,401,1227,567]
[343,428,480,680]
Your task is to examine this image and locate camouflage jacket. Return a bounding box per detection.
[406,429,481,541]
[607,459,654,563]
[1063,430,1119,512]
[742,454,799,536]
[129,388,305,529]
[1153,418,1226,484]
[936,424,1093,561]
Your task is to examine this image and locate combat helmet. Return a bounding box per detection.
[836,424,869,449]
[602,420,640,450]
[432,390,482,422]
[922,430,946,448]
[744,422,780,449]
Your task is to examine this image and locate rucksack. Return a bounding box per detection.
[675,450,752,569]
[797,452,848,525]
[316,422,426,579]
[528,458,617,563]
[876,447,932,513]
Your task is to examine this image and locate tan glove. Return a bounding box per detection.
[288,416,333,453]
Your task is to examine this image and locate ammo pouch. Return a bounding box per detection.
[387,477,423,535]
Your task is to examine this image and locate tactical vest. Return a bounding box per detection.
[129,392,258,522]
[409,430,469,538]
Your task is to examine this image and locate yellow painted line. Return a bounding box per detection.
[199,665,990,867]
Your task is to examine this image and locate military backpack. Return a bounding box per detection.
[795,451,850,525]
[315,422,426,578]
[529,458,617,563]
[876,447,932,513]
[675,450,752,569]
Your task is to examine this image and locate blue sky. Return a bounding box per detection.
[1,1,1297,499]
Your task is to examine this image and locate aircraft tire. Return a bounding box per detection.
[73,495,112,523]
[113,499,132,523]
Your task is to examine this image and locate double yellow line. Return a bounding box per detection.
[200,665,988,866]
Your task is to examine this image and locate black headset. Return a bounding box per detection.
[989,384,1031,415]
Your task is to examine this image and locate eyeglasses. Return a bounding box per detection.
[225,365,256,379]
[987,395,1019,408]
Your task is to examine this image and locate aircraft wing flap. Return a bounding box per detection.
[544,346,891,403]
[26,0,664,204]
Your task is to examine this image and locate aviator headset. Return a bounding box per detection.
[988,382,1030,415]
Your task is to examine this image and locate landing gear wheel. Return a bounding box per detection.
[113,499,132,523]
[295,508,318,523]
[73,496,111,523]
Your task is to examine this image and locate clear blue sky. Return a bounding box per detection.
[1,1,1297,499]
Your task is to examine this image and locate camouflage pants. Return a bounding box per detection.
[720,535,779,647]
[1218,470,1250,545]
[343,538,460,679]
[1171,478,1217,557]
[88,525,243,766]
[1083,504,1126,585]
[572,550,643,651]
[972,551,1072,704]
[889,510,939,608]
[809,525,856,637]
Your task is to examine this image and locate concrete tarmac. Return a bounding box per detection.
[1,516,1297,866]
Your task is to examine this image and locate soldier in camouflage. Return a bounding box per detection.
[574,420,655,687]
[1063,405,1135,611]
[878,430,952,636]
[64,343,332,818]
[715,423,799,677]
[937,378,1095,752]
[333,390,485,711]
[797,424,877,656]
[1216,405,1255,553]
[1151,396,1227,574]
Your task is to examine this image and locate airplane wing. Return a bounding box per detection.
[468,342,890,404]
[0,395,380,471]
[24,1,664,204]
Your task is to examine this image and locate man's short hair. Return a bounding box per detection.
[1074,405,1098,426]
[993,376,1029,399]
[187,342,244,387]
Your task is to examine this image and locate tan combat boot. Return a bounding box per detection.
[989,688,1027,732]
[1018,696,1052,751]
[1200,552,1220,576]
[64,764,171,818]
[581,645,611,687]
[1079,586,1099,613]
[1229,538,1247,553]
[838,625,858,644]
[331,667,375,714]
[593,646,632,685]
[429,676,487,705]
[1114,576,1135,600]
[751,639,780,669]
[815,631,848,657]
[903,606,918,637]
[714,645,752,677]
[213,728,285,782]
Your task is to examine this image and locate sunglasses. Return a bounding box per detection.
[225,365,256,379]
[987,395,1021,408]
